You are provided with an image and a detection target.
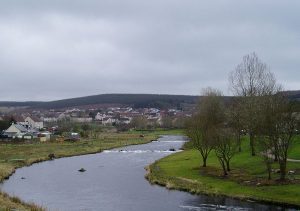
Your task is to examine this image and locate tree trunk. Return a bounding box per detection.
[226,160,231,172]
[267,161,272,180]
[274,153,278,162]
[238,133,242,152]
[279,162,286,181]
[273,143,279,162]
[202,156,207,167]
[249,132,256,156]
[220,160,228,176]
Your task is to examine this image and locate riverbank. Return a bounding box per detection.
[146,136,300,208]
[0,130,178,210]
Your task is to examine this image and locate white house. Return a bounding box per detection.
[94,112,103,121]
[24,116,44,129]
[117,117,132,125]
[4,123,28,138]
[58,113,70,121]
[102,117,116,125]
[42,117,58,123]
[70,117,93,123]
[38,131,52,142]
[95,113,111,121]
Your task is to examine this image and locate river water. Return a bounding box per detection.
[0,135,296,211]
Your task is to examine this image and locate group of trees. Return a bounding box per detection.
[186,52,298,180]
[126,115,188,131]
[256,94,296,180]
[186,88,238,176]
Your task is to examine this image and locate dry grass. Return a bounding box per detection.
[0,191,44,210]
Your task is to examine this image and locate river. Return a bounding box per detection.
[0,135,296,210]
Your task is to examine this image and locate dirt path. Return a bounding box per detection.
[263,151,300,162]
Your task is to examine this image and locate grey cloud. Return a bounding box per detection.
[0,0,299,101]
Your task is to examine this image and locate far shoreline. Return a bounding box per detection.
[0,131,164,210]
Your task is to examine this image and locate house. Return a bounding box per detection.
[11,115,27,126]
[94,112,103,121]
[3,123,28,138]
[42,117,58,123]
[58,113,70,121]
[102,117,116,125]
[22,133,34,140]
[65,108,81,113]
[95,113,112,121]
[117,117,132,125]
[24,116,44,129]
[64,132,80,141]
[38,131,52,142]
[70,117,93,123]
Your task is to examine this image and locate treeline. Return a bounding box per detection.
[0,101,42,107]
[20,94,197,109]
[186,52,299,181]
[115,115,188,132]
[0,92,297,110]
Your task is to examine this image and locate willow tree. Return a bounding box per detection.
[185,114,212,167]
[214,128,238,176]
[185,87,224,167]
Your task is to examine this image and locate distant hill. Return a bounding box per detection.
[35,94,199,109]
[0,94,199,110]
[0,101,42,107]
[0,91,298,110]
[282,90,300,101]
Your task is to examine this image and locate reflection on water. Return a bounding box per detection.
[0,136,297,211]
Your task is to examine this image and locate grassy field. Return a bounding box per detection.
[289,136,300,160]
[147,135,300,207]
[0,129,179,210]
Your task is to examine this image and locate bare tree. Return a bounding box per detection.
[274,96,296,180]
[229,52,277,97]
[229,52,277,156]
[130,116,148,130]
[257,135,274,180]
[214,128,238,176]
[257,92,296,180]
[227,98,244,152]
[161,115,173,129]
[185,114,213,167]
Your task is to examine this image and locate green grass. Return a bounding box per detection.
[289,136,300,160]
[0,131,157,210]
[147,135,300,207]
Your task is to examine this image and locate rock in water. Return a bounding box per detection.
[48,153,56,160]
[78,168,86,172]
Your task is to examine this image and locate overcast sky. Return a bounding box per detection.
[0,0,299,101]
